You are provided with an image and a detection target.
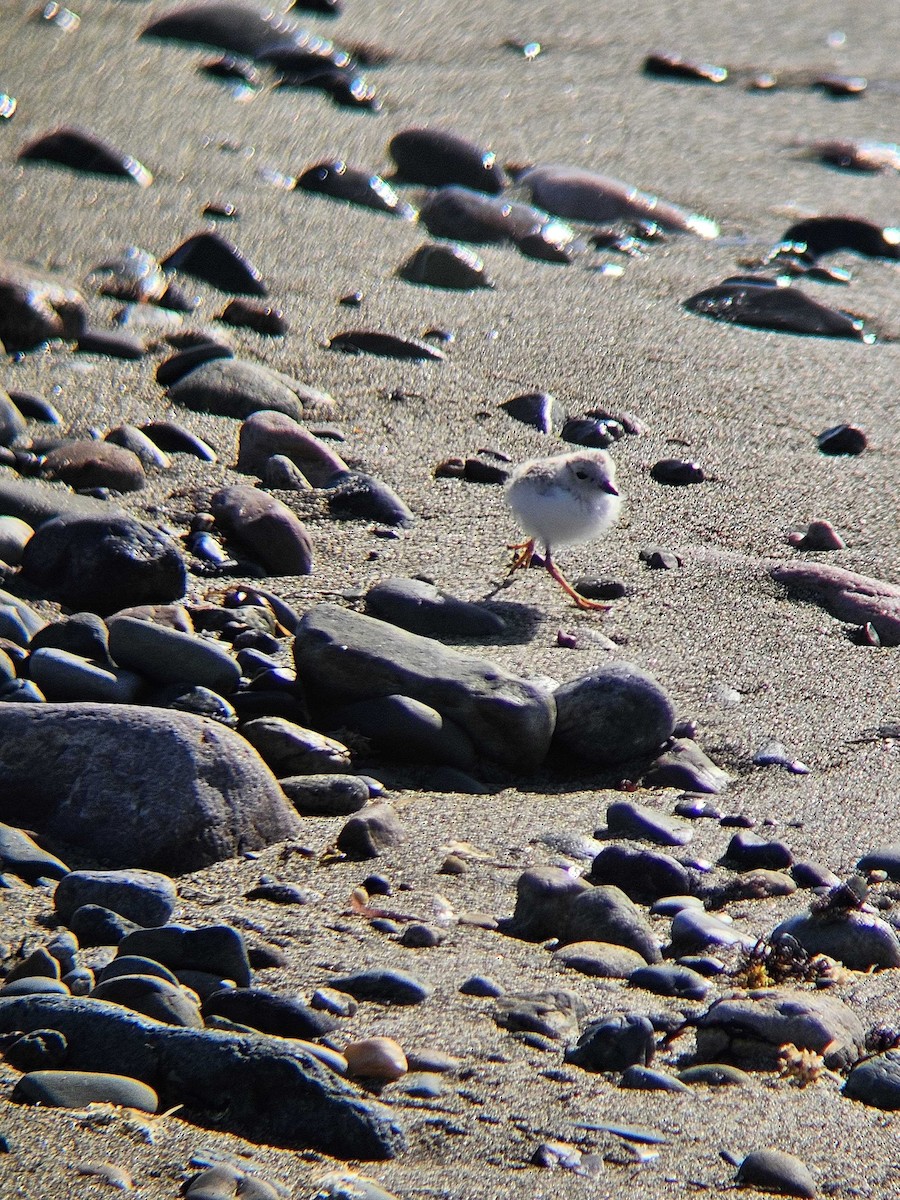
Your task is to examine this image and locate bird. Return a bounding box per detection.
[504,448,622,610]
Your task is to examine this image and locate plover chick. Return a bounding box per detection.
[504,449,621,610]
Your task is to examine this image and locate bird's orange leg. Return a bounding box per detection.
[506,537,536,574]
[545,548,611,612]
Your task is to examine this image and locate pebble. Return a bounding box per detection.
[650,458,706,485]
[0,258,88,351]
[162,231,267,296]
[499,390,565,434]
[237,410,346,482]
[5,1029,68,1073]
[564,1013,656,1073]
[328,968,432,1006]
[398,242,494,289]
[459,975,504,997]
[210,484,313,575]
[203,987,336,1038]
[788,518,845,551]
[669,908,756,954]
[0,822,69,881]
[552,662,676,766]
[735,1149,816,1198]
[677,1063,751,1086]
[337,694,477,770]
[644,738,731,793]
[105,424,172,471]
[629,963,710,1000]
[296,160,415,219]
[725,830,793,870]
[604,800,694,847]
[155,342,233,387]
[69,904,140,946]
[589,844,690,903]
[281,774,371,815]
[118,924,252,987]
[218,298,287,335]
[336,803,406,858]
[1,977,71,997]
[107,614,240,693]
[170,359,328,422]
[18,127,152,186]
[28,648,142,704]
[54,869,176,927]
[389,127,508,193]
[90,974,203,1027]
[494,990,586,1041]
[344,1037,408,1081]
[620,1064,690,1092]
[772,909,900,969]
[552,940,647,977]
[685,280,869,340]
[329,330,446,362]
[769,562,900,645]
[141,421,217,461]
[13,1070,158,1111]
[844,1050,900,1111]
[753,739,810,774]
[240,717,351,775]
[559,886,662,963]
[76,328,147,360]
[325,470,414,527]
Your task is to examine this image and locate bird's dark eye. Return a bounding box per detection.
[575,469,589,480]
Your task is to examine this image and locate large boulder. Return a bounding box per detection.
[0,704,301,871]
[293,603,556,769]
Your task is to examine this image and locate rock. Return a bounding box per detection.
[0,995,404,1157]
[105,425,172,470]
[589,845,690,903]
[0,391,27,447]
[725,831,793,870]
[504,866,591,941]
[620,1065,690,1093]
[560,886,661,962]
[643,738,731,793]
[54,869,176,927]
[552,941,647,977]
[499,391,565,434]
[311,1173,400,1200]
[399,923,445,948]
[364,577,505,638]
[0,514,33,564]
[694,988,865,1069]
[844,1051,900,1110]
[263,454,313,490]
[1,977,70,997]
[28,649,143,704]
[141,421,216,461]
[161,232,266,295]
[336,694,477,769]
[817,423,866,455]
[69,905,138,946]
[20,513,187,615]
[564,1014,656,1073]
[669,909,755,955]
[210,485,313,575]
[0,259,88,351]
[0,824,68,882]
[100,957,179,986]
[30,612,113,664]
[325,472,414,527]
[117,924,251,987]
[494,990,586,1041]
[203,988,336,1039]
[345,1038,407,1082]
[0,704,300,871]
[240,718,350,774]
[677,1063,751,1086]
[604,800,693,846]
[14,1070,158,1111]
[552,663,675,765]
[398,242,494,290]
[772,911,900,969]
[155,342,233,387]
[857,846,900,879]
[4,1029,68,1073]
[329,969,432,1006]
[629,963,710,1001]
[294,603,555,769]
[90,975,203,1027]
[336,803,405,858]
[6,948,59,984]
[789,519,845,551]
[19,126,152,185]
[170,359,327,420]
[281,774,370,815]
[736,1149,816,1198]
[107,615,240,693]
[769,562,900,646]
[237,410,346,482]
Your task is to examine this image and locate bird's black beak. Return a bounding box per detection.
[602,481,619,496]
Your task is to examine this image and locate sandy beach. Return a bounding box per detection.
[0,0,899,1195]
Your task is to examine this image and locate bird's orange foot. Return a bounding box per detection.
[545,553,611,613]
[506,537,536,574]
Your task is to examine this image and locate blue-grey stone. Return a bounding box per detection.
[552,662,675,766]
[55,869,176,927]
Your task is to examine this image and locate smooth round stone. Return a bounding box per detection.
[329,969,432,1006]
[394,1071,446,1098]
[564,1014,656,1073]
[0,590,48,643]
[604,800,693,847]
[41,441,146,493]
[311,987,358,1017]
[69,904,139,946]
[107,615,240,694]
[325,470,413,527]
[552,941,647,978]
[791,861,840,889]
[736,1149,816,1198]
[399,923,445,948]
[29,648,143,703]
[725,831,793,870]
[844,1051,900,1110]
[669,909,755,954]
[105,424,172,470]
[505,866,591,942]
[857,846,900,879]
[553,663,676,765]
[0,515,33,565]
[643,738,731,793]
[0,823,69,882]
[364,577,503,637]
[0,976,70,996]
[29,612,113,663]
[62,969,94,996]
[677,954,726,976]
[203,987,336,1039]
[210,484,313,575]
[167,358,323,421]
[344,1037,407,1082]
[263,454,312,490]
[281,774,370,816]
[237,410,345,483]
[4,1029,68,1072]
[629,963,710,1001]
[90,974,203,1027]
[560,887,662,964]
[5,947,60,983]
[118,924,251,987]
[590,845,690,903]
[459,975,504,997]
[13,1071,158,1112]
[337,693,477,770]
[677,1063,751,1087]
[650,895,704,916]
[175,970,237,1001]
[185,1165,282,1200]
[240,717,351,775]
[336,803,405,859]
[404,1048,460,1073]
[99,955,179,986]
[620,1065,690,1093]
[772,911,900,969]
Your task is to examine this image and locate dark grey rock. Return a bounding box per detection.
[5,948,59,983]
[669,909,755,955]
[54,869,176,927]
[0,259,88,352]
[499,391,565,434]
[643,738,731,793]
[604,800,693,847]
[736,1149,816,1198]
[494,990,586,1041]
[336,803,405,858]
[0,995,404,1157]
[325,471,414,527]
[41,440,145,493]
[398,924,445,948]
[620,1065,690,1093]
[564,1014,656,1073]
[0,704,299,871]
[14,1069,158,1112]
[552,941,647,977]
[364,577,505,638]
[263,454,313,490]
[771,911,900,969]
[169,359,317,420]
[329,969,432,1006]
[504,866,591,942]
[0,822,69,881]
[211,484,313,575]
[589,845,690,903]
[844,1051,900,1110]
[28,649,143,703]
[99,956,179,986]
[629,963,710,1001]
[237,409,344,482]
[118,924,251,987]
[0,592,50,642]
[107,615,240,693]
[552,663,675,766]
[0,390,27,446]
[560,886,662,963]
[0,477,112,527]
[857,846,900,879]
[105,424,172,470]
[281,774,370,816]
[725,830,793,870]
[4,1029,68,1073]
[203,988,336,1038]
[677,1063,751,1086]
[29,612,113,664]
[1,977,70,997]
[90,974,203,1027]
[68,905,140,946]
[294,603,555,769]
[20,513,187,615]
[791,861,841,889]
[694,988,865,1069]
[459,975,504,997]
[239,717,351,775]
[336,694,477,769]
